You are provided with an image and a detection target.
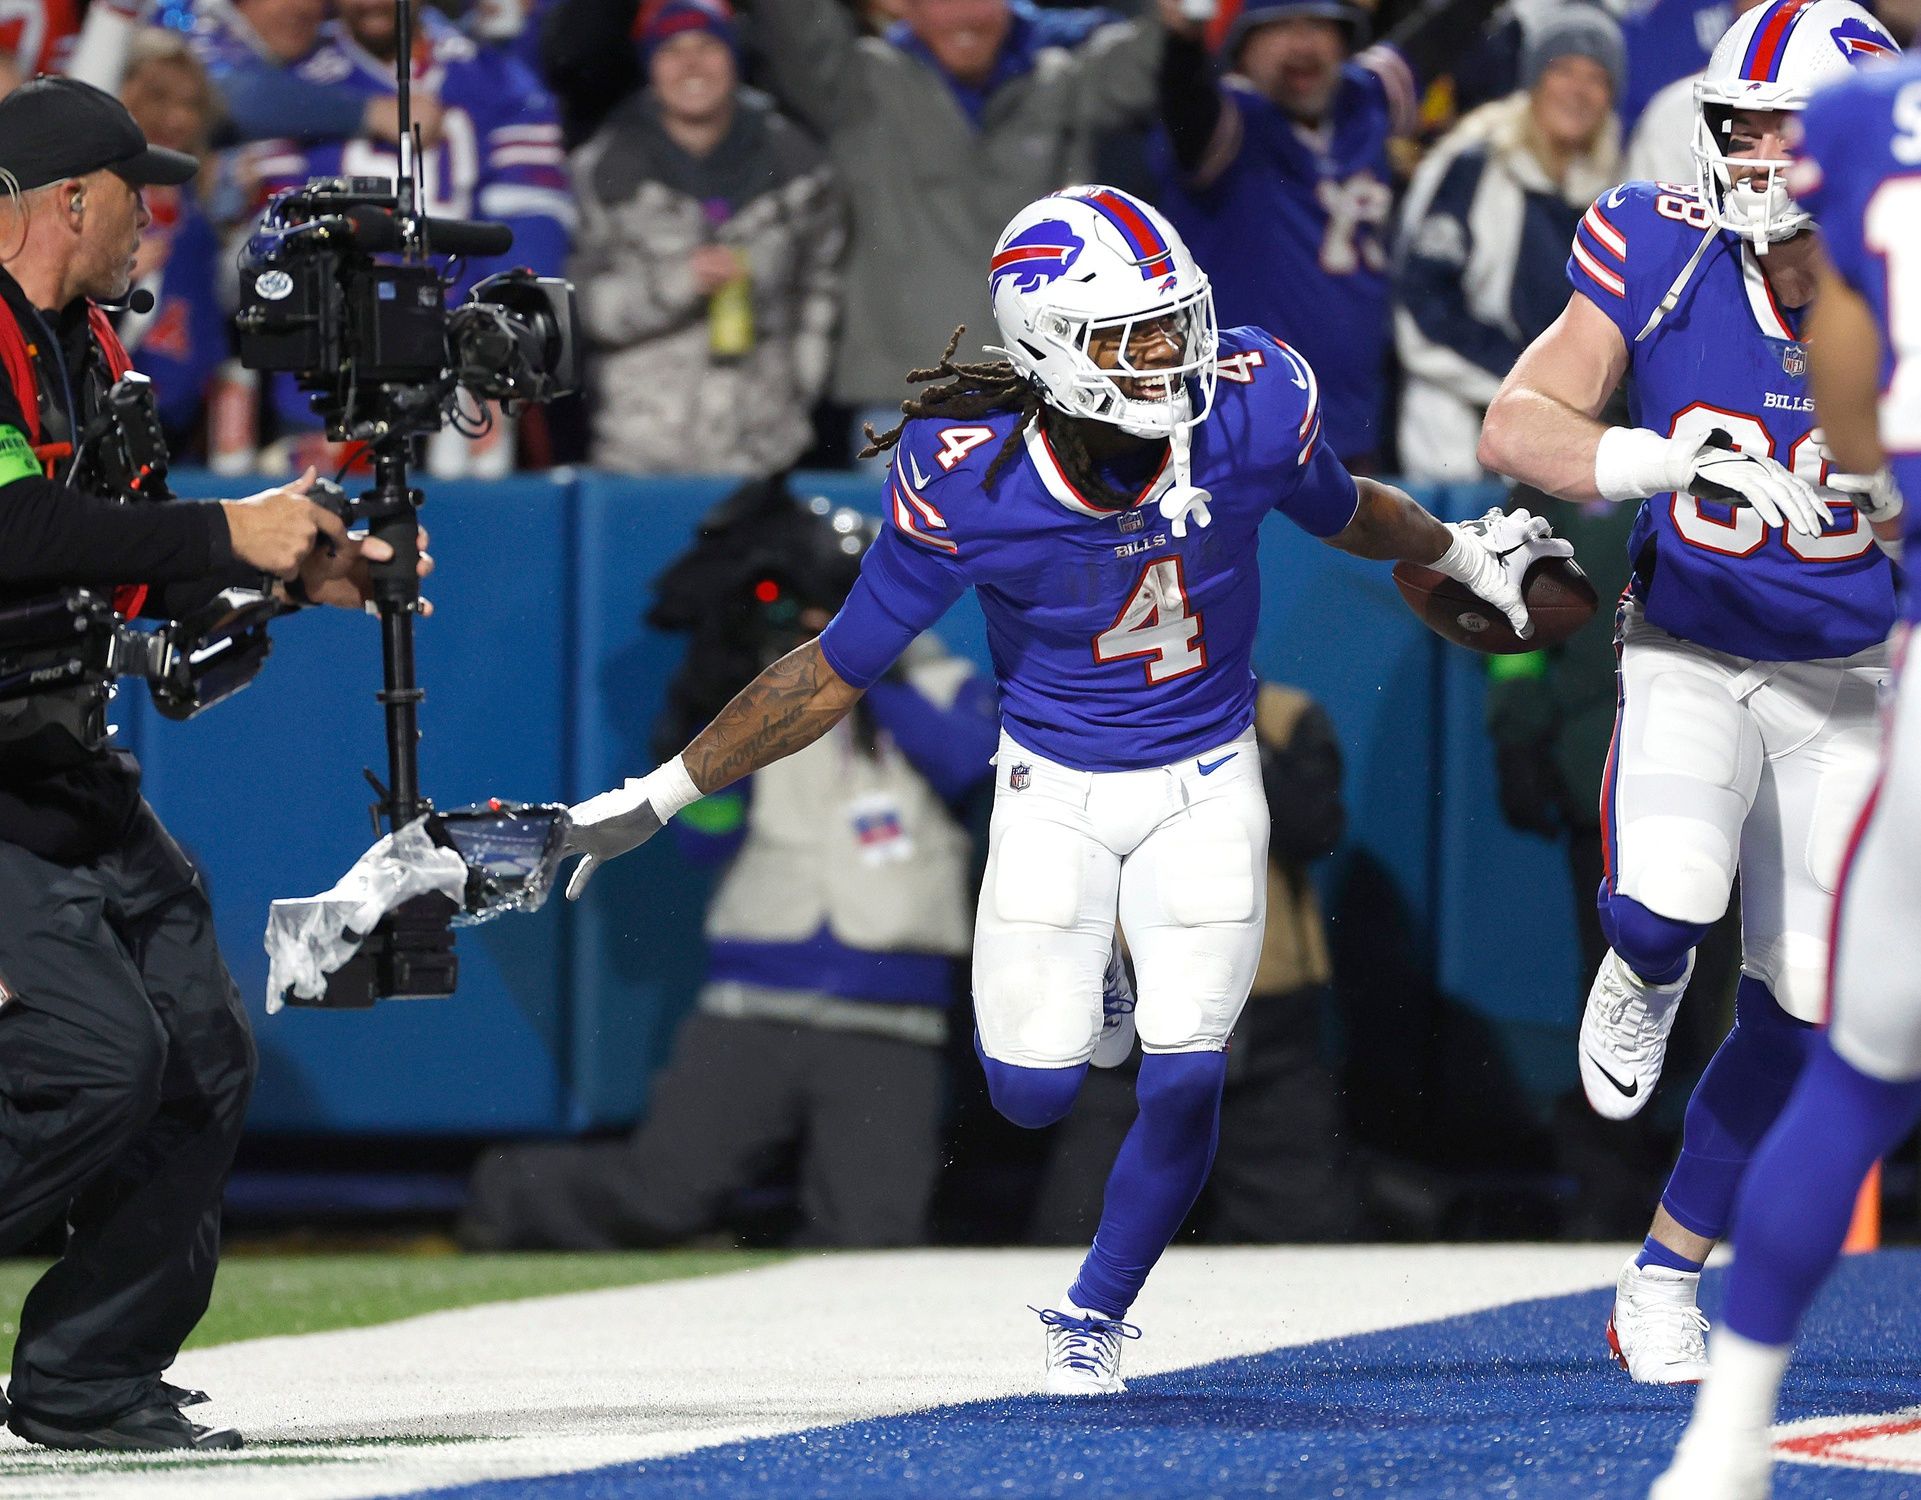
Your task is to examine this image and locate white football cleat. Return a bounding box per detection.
[1647,1423,1773,1500]
[1580,948,1694,1119]
[1091,942,1137,1070]
[1034,1303,1140,1395]
[1609,1257,1711,1385]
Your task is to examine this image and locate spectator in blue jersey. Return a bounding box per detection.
[459,489,997,1251]
[249,0,573,473]
[190,0,443,148]
[1151,0,1500,469]
[113,28,228,456]
[570,0,844,475]
[739,0,1164,461]
[1394,3,1622,481]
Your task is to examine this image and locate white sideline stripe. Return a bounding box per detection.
[0,1246,1631,1500]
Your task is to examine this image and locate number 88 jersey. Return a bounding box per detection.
[817,327,1361,773]
[1568,179,1896,659]
[1793,62,1921,618]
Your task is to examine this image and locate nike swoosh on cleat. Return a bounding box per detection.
[1197,753,1237,776]
[1586,1052,1639,1098]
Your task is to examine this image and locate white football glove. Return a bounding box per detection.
[1430,507,1574,640]
[1820,462,1904,526]
[559,756,702,900]
[1595,426,1832,538]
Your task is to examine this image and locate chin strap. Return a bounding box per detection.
[1634,222,1721,344]
[1158,423,1212,538]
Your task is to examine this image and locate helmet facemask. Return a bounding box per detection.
[1007,279,1220,441]
[1692,97,1810,251]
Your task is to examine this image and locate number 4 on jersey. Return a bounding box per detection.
[1094,558,1206,684]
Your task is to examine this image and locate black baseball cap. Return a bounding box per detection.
[0,75,197,192]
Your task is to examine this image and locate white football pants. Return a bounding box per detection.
[1831,628,1921,1081]
[1607,601,1889,1022]
[972,728,1269,1067]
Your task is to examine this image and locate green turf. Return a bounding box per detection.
[0,1249,778,1368]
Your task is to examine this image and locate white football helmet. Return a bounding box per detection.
[1692,0,1898,248]
[986,186,1219,442]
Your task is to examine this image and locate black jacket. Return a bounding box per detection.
[0,266,238,861]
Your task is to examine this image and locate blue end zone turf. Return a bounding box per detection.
[403,1252,1921,1500]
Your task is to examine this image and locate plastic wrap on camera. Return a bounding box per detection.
[438,800,571,926]
[264,818,470,1012]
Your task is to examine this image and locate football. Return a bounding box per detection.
[1392,553,1601,655]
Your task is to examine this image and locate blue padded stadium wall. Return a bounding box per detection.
[139,470,1586,1135]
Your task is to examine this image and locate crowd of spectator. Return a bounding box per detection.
[0,0,1883,481]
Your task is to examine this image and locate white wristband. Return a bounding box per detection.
[1595,426,1691,504]
[1430,526,1478,584]
[632,754,702,823]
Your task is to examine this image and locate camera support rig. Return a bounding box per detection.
[235,0,578,1007]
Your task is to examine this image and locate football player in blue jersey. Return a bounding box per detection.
[1480,0,1902,1389]
[1650,55,1920,1500]
[557,183,1565,1393]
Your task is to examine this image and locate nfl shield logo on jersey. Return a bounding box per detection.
[1118,509,1144,533]
[1009,763,1031,791]
[1782,342,1808,377]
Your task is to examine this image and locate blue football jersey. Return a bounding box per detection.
[1567,179,1896,660]
[818,327,1360,773]
[1148,49,1416,464]
[1793,61,1921,619]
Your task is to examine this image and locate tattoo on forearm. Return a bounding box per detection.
[683,641,857,793]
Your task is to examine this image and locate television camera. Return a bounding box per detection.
[227,0,578,1007]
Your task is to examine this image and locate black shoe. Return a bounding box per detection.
[161,1382,210,1408]
[7,1401,242,1452]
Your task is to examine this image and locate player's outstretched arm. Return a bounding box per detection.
[1328,479,1571,640]
[1807,257,1906,555]
[1477,293,1628,502]
[559,640,864,900]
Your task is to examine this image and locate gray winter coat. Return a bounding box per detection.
[570,90,845,475]
[746,0,1162,406]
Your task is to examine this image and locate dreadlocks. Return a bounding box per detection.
[858,327,1141,507]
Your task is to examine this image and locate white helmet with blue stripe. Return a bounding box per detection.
[986,185,1219,443]
[1693,0,1897,248]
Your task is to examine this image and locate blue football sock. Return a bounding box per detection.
[974,1032,1085,1129]
[1659,976,1814,1241]
[1068,1049,1227,1318]
[1635,1236,1704,1275]
[1597,888,1705,987]
[1725,1040,1921,1347]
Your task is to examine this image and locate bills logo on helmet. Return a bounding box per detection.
[990,220,1086,296]
[1831,15,1895,59]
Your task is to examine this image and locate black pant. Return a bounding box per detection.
[461,1012,942,1250]
[0,802,255,1424]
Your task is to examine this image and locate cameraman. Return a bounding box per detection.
[0,77,429,1453]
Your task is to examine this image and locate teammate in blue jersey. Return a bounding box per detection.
[554,183,1566,1393]
[1651,58,1920,1500]
[1480,0,1902,1390]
